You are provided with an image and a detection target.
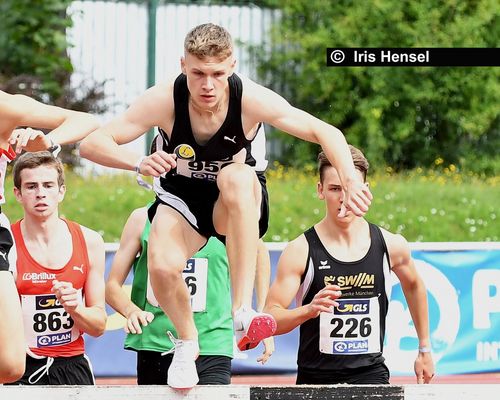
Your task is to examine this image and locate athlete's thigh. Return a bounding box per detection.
[0,272,25,371]
[148,204,207,268]
[213,168,262,235]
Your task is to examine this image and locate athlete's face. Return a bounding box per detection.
[318,166,366,222]
[181,53,236,109]
[14,166,65,218]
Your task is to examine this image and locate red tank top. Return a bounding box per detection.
[13,219,89,357]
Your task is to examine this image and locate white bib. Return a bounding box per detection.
[22,291,82,348]
[319,297,380,355]
[147,258,208,312]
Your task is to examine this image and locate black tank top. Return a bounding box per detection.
[156,73,260,185]
[297,223,391,371]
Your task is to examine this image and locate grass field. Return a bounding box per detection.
[3,165,498,243]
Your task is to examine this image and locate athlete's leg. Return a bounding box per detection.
[0,272,25,383]
[213,163,262,312]
[213,164,276,351]
[148,205,206,340]
[147,205,206,389]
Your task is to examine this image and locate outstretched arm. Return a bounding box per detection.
[106,208,154,334]
[1,92,99,151]
[264,235,341,335]
[243,80,372,217]
[385,230,434,384]
[80,83,176,175]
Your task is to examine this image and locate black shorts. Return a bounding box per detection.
[296,362,390,385]
[7,353,94,385]
[0,216,14,272]
[137,350,231,385]
[149,172,269,241]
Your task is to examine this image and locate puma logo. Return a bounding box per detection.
[223,135,237,144]
[0,250,7,261]
[73,265,84,274]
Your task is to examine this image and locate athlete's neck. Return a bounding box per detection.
[21,214,64,244]
[189,92,228,118]
[317,217,369,245]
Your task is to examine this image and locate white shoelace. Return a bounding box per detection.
[28,356,54,384]
[161,331,178,356]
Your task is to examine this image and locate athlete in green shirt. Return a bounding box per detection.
[106,206,273,384]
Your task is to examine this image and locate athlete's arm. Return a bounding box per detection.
[106,208,154,334]
[384,230,434,384]
[242,79,372,217]
[53,227,107,337]
[264,235,341,335]
[255,239,271,313]
[0,272,25,383]
[255,239,274,364]
[80,83,176,175]
[2,92,99,151]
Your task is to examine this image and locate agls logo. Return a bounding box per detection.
[36,295,62,310]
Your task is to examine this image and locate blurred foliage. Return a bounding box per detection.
[254,0,500,174]
[0,0,106,168]
[3,165,497,243]
[0,0,73,101]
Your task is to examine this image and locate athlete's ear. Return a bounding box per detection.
[13,186,22,203]
[58,184,66,203]
[180,56,186,75]
[317,181,325,200]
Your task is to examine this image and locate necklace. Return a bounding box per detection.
[189,96,224,117]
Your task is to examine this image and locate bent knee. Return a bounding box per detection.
[217,163,255,192]
[148,254,186,282]
[0,357,25,383]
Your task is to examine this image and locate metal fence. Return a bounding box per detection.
[67,0,278,162]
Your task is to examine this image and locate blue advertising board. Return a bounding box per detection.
[85,244,500,377]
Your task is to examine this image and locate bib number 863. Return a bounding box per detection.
[33,311,74,333]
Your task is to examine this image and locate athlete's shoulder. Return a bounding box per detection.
[126,207,148,227]
[378,226,411,262]
[281,233,309,264]
[79,224,105,249]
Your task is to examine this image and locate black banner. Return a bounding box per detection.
[326,48,499,67]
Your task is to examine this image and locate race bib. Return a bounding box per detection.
[21,291,82,348]
[146,258,208,312]
[319,297,380,355]
[175,159,232,182]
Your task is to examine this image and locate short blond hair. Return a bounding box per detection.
[318,145,369,182]
[184,23,233,60]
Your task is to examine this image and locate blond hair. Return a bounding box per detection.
[184,23,233,60]
[318,145,369,182]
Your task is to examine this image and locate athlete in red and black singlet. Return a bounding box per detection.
[296,223,392,384]
[150,73,269,239]
[0,146,17,273]
[10,219,95,385]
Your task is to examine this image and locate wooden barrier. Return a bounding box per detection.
[1,384,499,400]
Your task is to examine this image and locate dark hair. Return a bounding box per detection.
[318,145,369,182]
[13,151,64,189]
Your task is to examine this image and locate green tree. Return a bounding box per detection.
[256,0,499,173]
[0,0,106,167]
[0,0,73,101]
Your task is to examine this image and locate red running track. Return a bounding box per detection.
[97,372,500,385]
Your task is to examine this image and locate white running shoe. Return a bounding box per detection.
[165,331,199,389]
[234,307,277,351]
